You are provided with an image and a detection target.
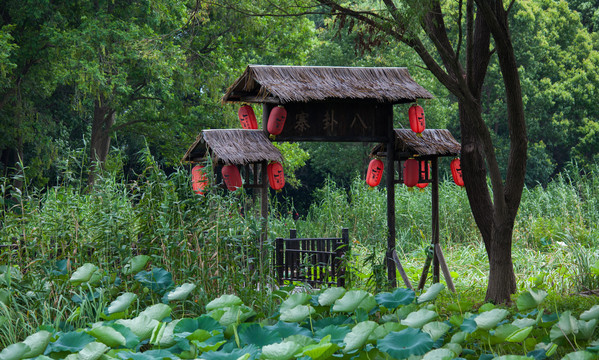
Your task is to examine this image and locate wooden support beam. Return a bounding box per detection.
[386,109,397,287]
[392,249,413,290]
[435,243,456,292]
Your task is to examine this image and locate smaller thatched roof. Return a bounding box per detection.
[371,129,461,159]
[222,65,434,104]
[182,129,283,165]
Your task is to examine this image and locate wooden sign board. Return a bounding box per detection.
[267,102,392,142]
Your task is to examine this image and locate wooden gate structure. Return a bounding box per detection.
[184,65,458,289]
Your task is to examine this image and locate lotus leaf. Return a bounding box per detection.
[560,351,596,360]
[45,331,95,354]
[116,315,159,340]
[164,283,196,302]
[576,319,597,340]
[134,267,174,295]
[122,255,150,275]
[512,318,537,328]
[279,304,315,323]
[266,321,312,338]
[280,293,311,312]
[300,335,340,360]
[342,320,378,353]
[401,309,438,328]
[106,292,137,315]
[493,356,536,360]
[314,325,350,345]
[22,330,52,358]
[422,348,455,360]
[375,288,415,310]
[516,289,548,311]
[506,326,533,343]
[422,321,451,341]
[416,283,445,304]
[550,311,578,342]
[0,342,30,360]
[318,287,346,306]
[490,324,519,344]
[333,290,370,313]
[443,342,462,356]
[474,309,509,330]
[580,305,599,321]
[261,340,303,360]
[78,341,108,360]
[239,323,281,347]
[206,294,243,311]
[70,263,98,286]
[88,326,127,347]
[140,303,172,321]
[377,328,434,359]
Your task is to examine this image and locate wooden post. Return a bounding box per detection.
[275,237,283,284]
[337,228,349,287]
[386,114,396,286]
[432,157,440,283]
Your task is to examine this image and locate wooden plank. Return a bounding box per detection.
[275,238,283,283]
[432,158,440,283]
[272,102,392,142]
[392,249,413,290]
[417,246,434,290]
[435,243,456,292]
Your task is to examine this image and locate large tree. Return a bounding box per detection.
[312,0,527,303]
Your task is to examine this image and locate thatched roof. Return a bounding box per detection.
[182,129,283,165]
[371,129,461,159]
[222,65,434,104]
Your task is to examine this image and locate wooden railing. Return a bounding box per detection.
[275,229,349,287]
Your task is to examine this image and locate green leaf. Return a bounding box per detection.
[342,320,378,353]
[576,319,596,340]
[239,323,281,347]
[506,326,533,342]
[377,328,434,358]
[139,303,172,321]
[443,342,462,356]
[164,283,196,302]
[70,263,98,286]
[450,331,467,344]
[490,324,519,344]
[318,287,346,306]
[422,348,455,360]
[206,294,243,311]
[580,305,599,321]
[134,268,173,295]
[401,309,438,328]
[474,309,509,330]
[300,336,340,360]
[153,319,180,347]
[45,331,95,354]
[122,255,150,275]
[333,290,370,313]
[214,305,255,326]
[88,326,127,347]
[266,321,312,338]
[314,325,350,345]
[357,294,377,313]
[493,356,535,360]
[279,304,315,323]
[561,351,596,360]
[375,288,415,310]
[174,315,222,339]
[516,289,547,311]
[116,315,159,340]
[550,311,578,341]
[280,293,311,312]
[512,318,537,328]
[78,341,108,360]
[111,323,140,349]
[261,340,302,360]
[22,330,52,358]
[106,292,137,315]
[417,283,445,303]
[0,342,30,360]
[422,321,451,341]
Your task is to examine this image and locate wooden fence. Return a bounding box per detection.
[274,228,349,287]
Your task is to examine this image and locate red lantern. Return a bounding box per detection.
[267,106,287,136]
[408,104,426,134]
[191,165,208,195]
[416,161,430,189]
[222,165,242,191]
[366,159,384,187]
[238,105,258,130]
[267,161,285,190]
[451,158,464,187]
[403,159,419,187]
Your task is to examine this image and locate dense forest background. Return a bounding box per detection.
[1,0,599,207]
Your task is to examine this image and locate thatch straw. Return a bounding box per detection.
[182,129,283,165]
[222,65,434,104]
[371,129,461,158]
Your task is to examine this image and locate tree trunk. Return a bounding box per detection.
[486,221,517,301]
[88,95,115,186]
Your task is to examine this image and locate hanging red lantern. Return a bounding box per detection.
[366,159,384,187]
[267,106,287,136]
[403,159,419,187]
[238,105,258,130]
[191,165,208,195]
[451,158,465,187]
[408,104,426,135]
[222,165,242,191]
[416,161,430,189]
[267,161,285,190]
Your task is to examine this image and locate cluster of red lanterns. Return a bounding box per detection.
[212,162,286,192]
[365,157,464,188]
[237,104,287,137]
